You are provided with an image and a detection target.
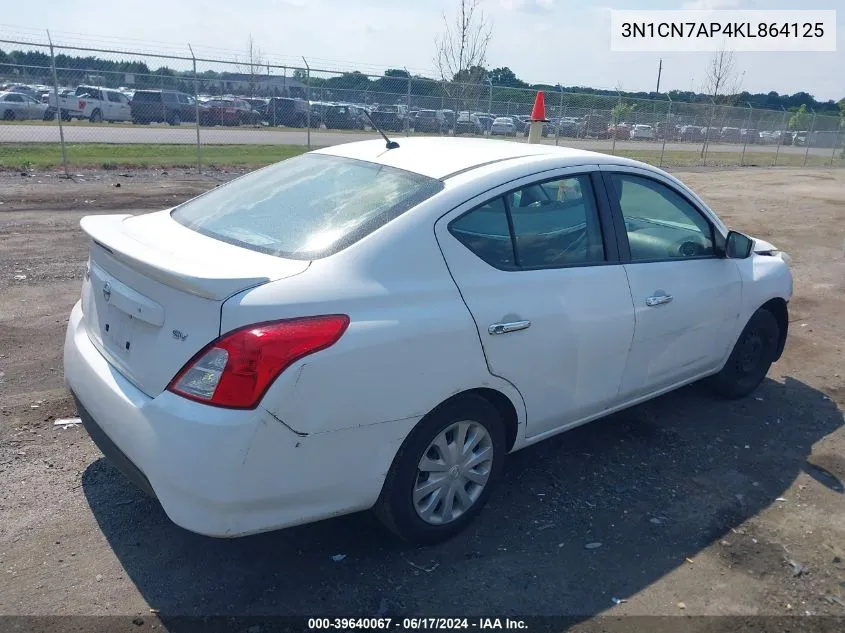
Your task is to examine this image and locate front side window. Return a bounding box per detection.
[172,154,443,259]
[609,173,714,261]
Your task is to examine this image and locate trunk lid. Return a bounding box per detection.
[79,211,310,397]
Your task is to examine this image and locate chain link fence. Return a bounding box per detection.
[1,33,843,173]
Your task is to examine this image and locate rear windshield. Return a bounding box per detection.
[131,91,161,102]
[171,154,443,259]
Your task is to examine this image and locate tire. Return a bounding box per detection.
[710,308,780,399]
[168,112,181,126]
[3,109,15,121]
[90,109,103,123]
[374,395,506,544]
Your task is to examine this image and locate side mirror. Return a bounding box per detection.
[725,230,754,259]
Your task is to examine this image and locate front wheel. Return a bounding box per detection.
[168,112,181,126]
[374,395,506,544]
[709,308,780,399]
[90,109,103,123]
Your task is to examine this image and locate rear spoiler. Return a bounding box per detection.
[80,214,303,301]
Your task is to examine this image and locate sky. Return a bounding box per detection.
[1,0,842,101]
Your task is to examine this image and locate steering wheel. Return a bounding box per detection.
[678,241,704,257]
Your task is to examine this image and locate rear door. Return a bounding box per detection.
[106,90,131,121]
[601,167,742,399]
[435,168,636,438]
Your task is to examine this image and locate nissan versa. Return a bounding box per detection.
[64,137,792,543]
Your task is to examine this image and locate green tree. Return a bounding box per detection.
[611,102,636,124]
[788,104,808,130]
[489,67,526,88]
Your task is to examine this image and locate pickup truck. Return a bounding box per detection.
[46,86,132,122]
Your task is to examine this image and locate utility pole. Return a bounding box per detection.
[655,58,663,94]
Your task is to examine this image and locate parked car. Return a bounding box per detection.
[607,123,631,140]
[242,98,269,118]
[792,131,809,146]
[677,125,704,142]
[475,114,495,134]
[629,124,655,140]
[64,86,133,123]
[413,109,446,133]
[64,137,793,544]
[578,113,611,139]
[370,105,406,133]
[264,97,309,127]
[199,99,242,126]
[317,104,363,130]
[702,127,721,142]
[1,83,43,101]
[490,116,517,136]
[720,127,742,143]
[556,117,580,138]
[43,88,77,121]
[0,91,50,120]
[655,121,678,140]
[454,111,482,135]
[439,109,457,132]
[130,90,198,125]
[740,128,758,145]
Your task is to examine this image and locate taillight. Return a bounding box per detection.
[167,315,349,409]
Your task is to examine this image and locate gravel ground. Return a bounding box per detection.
[1,166,844,629]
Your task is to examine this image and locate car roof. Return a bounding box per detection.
[314,137,643,180]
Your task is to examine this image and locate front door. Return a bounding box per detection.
[435,169,636,438]
[602,168,742,399]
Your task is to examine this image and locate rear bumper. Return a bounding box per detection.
[73,392,156,499]
[63,301,412,537]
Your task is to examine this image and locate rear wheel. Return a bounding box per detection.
[3,109,15,121]
[710,308,780,399]
[374,395,506,544]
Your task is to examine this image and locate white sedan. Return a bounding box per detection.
[629,124,656,140]
[64,138,793,543]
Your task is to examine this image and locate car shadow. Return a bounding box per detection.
[82,376,843,624]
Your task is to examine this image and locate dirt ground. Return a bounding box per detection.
[1,166,844,628]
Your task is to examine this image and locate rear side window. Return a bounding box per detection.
[132,92,160,103]
[172,154,443,259]
[449,174,606,270]
[450,198,515,269]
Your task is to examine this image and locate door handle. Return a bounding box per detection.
[645,293,673,307]
[488,320,531,335]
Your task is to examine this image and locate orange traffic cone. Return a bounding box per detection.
[530,91,548,122]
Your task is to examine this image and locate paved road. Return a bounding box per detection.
[0,122,833,157]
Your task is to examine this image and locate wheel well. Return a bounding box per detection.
[437,388,520,452]
[760,297,788,361]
